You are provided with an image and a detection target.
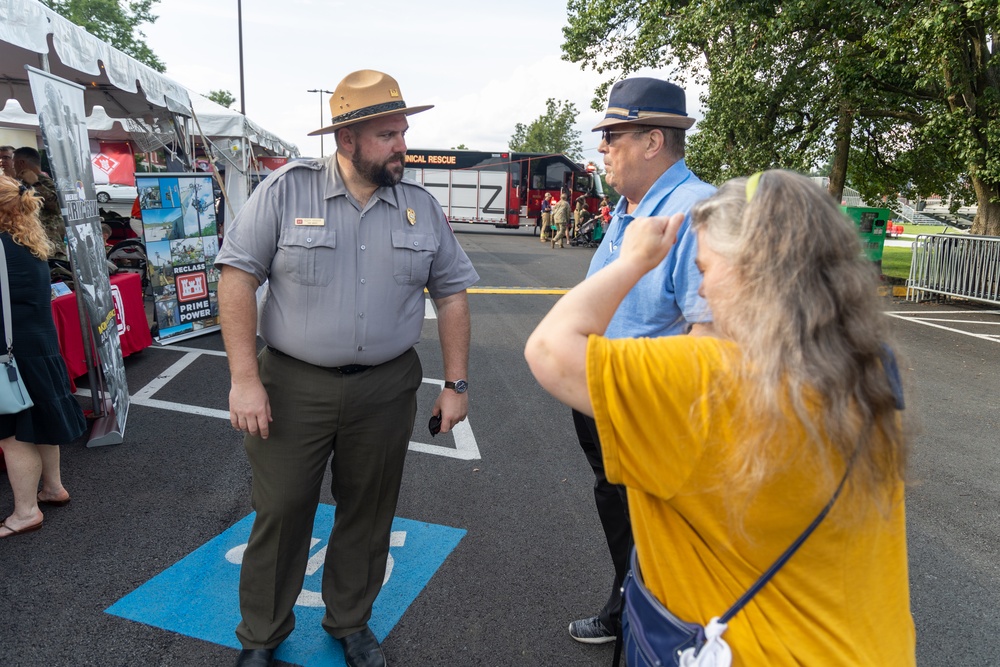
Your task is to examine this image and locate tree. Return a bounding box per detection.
[881,1,1000,235]
[599,173,620,206]
[563,2,847,186]
[43,0,165,72]
[563,0,1000,235]
[452,143,469,150]
[207,90,236,109]
[509,98,584,160]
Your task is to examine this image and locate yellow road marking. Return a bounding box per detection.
[466,287,570,295]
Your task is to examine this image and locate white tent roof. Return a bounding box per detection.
[0,0,191,117]
[0,94,299,158]
[188,94,299,157]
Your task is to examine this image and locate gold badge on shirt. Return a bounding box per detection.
[295,217,325,226]
[406,208,416,225]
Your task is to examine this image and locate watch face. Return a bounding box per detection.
[454,379,468,394]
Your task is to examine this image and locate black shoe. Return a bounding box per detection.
[339,627,386,667]
[568,615,616,644]
[235,648,274,667]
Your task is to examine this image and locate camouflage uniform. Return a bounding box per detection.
[551,198,571,248]
[26,172,66,258]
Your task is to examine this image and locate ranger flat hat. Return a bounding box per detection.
[592,77,695,131]
[308,69,433,136]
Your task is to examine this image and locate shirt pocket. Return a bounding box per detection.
[391,230,438,286]
[280,231,337,286]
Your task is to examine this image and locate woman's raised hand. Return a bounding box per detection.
[620,213,685,272]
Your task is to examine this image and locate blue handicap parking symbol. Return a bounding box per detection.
[106,504,465,667]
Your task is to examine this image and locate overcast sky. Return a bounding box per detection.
[140,0,704,163]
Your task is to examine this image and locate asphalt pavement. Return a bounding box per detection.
[1,223,998,666]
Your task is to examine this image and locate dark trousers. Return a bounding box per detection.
[572,409,632,632]
[236,347,423,648]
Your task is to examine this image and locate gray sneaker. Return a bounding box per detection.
[568,615,615,644]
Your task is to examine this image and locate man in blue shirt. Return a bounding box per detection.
[568,77,716,645]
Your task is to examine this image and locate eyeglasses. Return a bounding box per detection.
[600,128,653,146]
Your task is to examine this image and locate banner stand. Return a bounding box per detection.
[87,397,123,447]
[153,324,221,346]
[27,66,130,444]
[138,172,221,344]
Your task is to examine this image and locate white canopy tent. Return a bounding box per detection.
[0,0,299,214]
[0,95,298,161]
[0,0,191,117]
[0,94,299,212]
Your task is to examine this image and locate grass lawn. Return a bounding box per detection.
[899,223,947,235]
[881,245,912,280]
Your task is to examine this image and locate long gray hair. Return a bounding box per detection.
[690,170,906,508]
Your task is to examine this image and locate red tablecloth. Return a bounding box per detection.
[51,273,152,386]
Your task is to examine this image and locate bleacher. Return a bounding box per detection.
[835,185,976,230]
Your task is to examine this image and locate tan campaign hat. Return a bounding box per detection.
[308,70,433,136]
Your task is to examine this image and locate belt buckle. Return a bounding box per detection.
[335,364,369,375]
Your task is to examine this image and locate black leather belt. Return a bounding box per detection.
[266,346,373,375]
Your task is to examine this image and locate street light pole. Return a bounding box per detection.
[238,0,246,115]
[307,88,333,157]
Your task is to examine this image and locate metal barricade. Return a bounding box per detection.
[907,234,1000,305]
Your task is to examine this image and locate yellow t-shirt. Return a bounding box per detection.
[587,334,915,666]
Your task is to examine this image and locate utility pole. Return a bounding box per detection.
[237,0,246,115]
[307,89,333,157]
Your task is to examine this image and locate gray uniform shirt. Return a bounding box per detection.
[215,157,479,367]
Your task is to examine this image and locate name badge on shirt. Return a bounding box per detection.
[295,217,325,226]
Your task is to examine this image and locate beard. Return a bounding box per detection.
[352,150,405,188]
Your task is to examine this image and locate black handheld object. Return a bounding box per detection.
[428,414,442,437]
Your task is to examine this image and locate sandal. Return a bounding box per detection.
[0,519,43,538]
[37,494,71,507]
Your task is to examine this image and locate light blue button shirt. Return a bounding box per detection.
[587,159,716,339]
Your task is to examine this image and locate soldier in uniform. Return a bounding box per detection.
[539,191,553,242]
[13,147,66,259]
[550,194,571,249]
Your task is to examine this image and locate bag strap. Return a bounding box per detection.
[608,472,849,667]
[720,346,904,622]
[719,453,855,623]
[0,237,13,356]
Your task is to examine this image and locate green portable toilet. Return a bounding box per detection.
[840,206,890,264]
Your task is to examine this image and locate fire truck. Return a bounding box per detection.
[402,149,604,230]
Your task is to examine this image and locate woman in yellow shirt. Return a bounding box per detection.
[525,170,915,665]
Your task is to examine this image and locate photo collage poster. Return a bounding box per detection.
[137,174,221,343]
[27,67,129,443]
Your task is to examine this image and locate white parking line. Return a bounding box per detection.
[887,310,1000,315]
[107,346,479,459]
[896,318,1000,326]
[886,310,1000,343]
[151,344,228,357]
[407,378,481,460]
[132,352,202,400]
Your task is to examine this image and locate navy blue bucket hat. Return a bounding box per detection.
[592,78,695,131]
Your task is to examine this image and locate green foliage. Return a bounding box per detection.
[599,173,619,205]
[562,0,1000,235]
[509,98,584,160]
[43,0,165,72]
[207,90,236,109]
[452,143,469,150]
